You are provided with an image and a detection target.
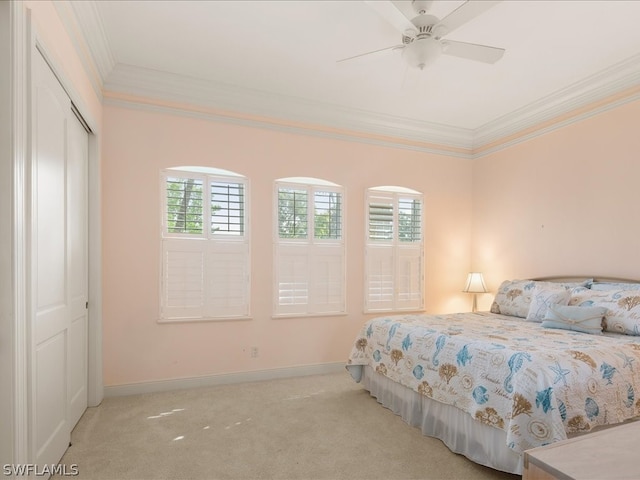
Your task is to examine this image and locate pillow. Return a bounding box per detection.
[569,288,640,335]
[569,286,596,305]
[491,279,590,318]
[525,286,571,322]
[590,282,640,291]
[490,279,535,318]
[541,304,607,335]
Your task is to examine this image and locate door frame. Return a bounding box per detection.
[5,1,103,465]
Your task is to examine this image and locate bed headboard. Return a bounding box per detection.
[533,276,640,284]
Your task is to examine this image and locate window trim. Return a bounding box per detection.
[364,187,424,314]
[159,167,251,323]
[273,178,346,318]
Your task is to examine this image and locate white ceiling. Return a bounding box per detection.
[66,0,640,152]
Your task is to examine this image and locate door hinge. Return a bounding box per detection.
[86,301,89,309]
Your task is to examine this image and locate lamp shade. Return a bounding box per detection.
[463,272,487,293]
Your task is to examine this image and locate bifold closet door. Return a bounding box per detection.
[31,49,89,467]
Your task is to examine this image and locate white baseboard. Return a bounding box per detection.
[104,361,346,397]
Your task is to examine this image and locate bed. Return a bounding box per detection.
[346,277,640,475]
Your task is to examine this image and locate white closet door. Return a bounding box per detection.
[32,49,88,467]
[67,109,89,428]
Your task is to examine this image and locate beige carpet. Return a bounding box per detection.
[57,371,520,480]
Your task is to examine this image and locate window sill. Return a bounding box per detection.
[271,312,348,320]
[363,308,425,315]
[158,316,253,324]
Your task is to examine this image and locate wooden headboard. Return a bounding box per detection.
[533,276,640,284]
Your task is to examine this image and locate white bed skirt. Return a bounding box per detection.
[346,364,523,475]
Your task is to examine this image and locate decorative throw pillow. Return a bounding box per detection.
[541,304,607,335]
[569,288,640,335]
[490,279,535,318]
[525,286,571,322]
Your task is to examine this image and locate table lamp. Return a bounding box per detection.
[463,272,487,312]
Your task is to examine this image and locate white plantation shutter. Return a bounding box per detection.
[276,244,310,315]
[365,188,424,312]
[275,244,345,316]
[396,245,423,310]
[206,242,250,317]
[365,244,394,311]
[274,179,345,317]
[160,169,250,321]
[310,244,345,313]
[162,240,205,318]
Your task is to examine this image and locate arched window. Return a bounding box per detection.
[365,186,423,312]
[160,166,250,321]
[274,177,345,317]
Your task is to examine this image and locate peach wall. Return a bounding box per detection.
[30,0,640,388]
[102,104,473,386]
[472,98,640,311]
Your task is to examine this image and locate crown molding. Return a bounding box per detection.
[66,0,116,81]
[102,56,640,158]
[474,53,640,149]
[64,1,640,158]
[471,87,640,159]
[103,92,473,159]
[104,63,475,151]
[51,0,114,101]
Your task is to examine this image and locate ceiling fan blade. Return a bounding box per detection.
[441,40,505,64]
[438,0,501,36]
[364,1,417,36]
[337,44,404,64]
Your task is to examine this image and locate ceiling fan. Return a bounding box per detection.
[339,0,505,70]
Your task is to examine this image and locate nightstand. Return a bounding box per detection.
[523,420,640,480]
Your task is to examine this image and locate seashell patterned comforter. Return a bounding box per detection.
[346,312,640,454]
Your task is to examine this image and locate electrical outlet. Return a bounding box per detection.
[250,346,259,358]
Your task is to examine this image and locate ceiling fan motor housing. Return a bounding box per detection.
[403,13,442,43]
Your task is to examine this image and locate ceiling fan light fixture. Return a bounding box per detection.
[402,37,441,70]
[412,0,434,15]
